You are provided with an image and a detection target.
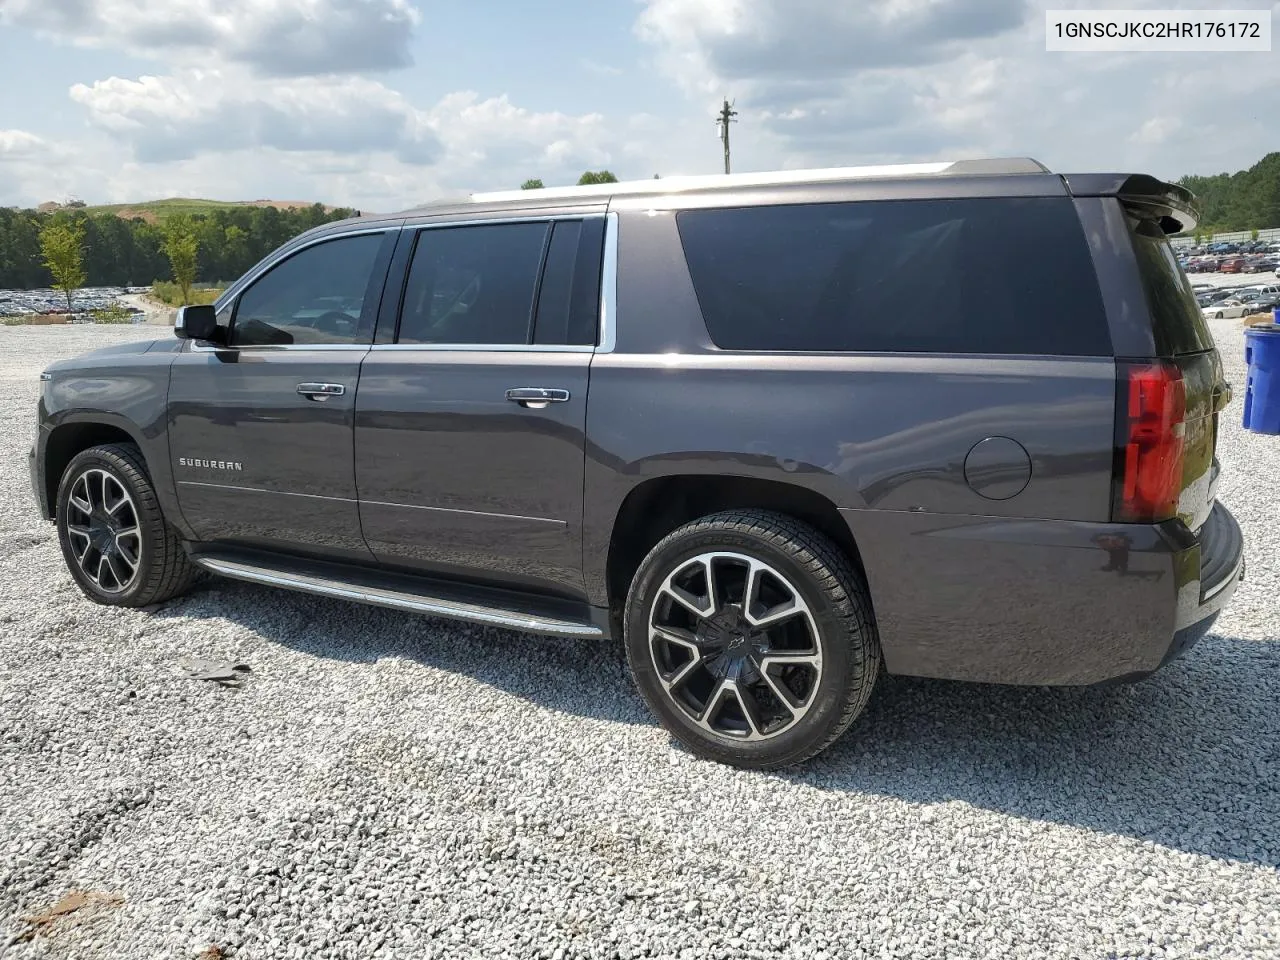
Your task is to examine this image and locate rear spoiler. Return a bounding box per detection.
[1062,173,1199,235]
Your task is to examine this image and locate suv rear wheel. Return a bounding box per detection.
[624,510,880,768]
[55,443,197,607]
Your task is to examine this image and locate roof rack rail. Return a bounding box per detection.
[469,157,1049,204]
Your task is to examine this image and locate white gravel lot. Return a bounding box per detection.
[1,317,1278,960]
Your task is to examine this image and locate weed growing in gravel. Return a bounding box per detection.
[90,302,136,324]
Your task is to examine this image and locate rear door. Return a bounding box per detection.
[1124,213,1229,532]
[354,216,605,597]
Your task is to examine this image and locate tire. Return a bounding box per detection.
[55,443,198,607]
[624,510,881,769]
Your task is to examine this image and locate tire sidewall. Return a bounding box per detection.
[625,523,860,767]
[56,448,156,605]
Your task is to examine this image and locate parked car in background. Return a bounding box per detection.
[1203,298,1252,319]
[1244,294,1280,316]
[1248,258,1278,273]
[1219,258,1245,273]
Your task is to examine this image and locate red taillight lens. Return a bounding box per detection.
[1114,361,1185,523]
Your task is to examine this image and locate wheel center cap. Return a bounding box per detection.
[88,514,117,551]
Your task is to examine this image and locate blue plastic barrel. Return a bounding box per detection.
[1243,322,1280,434]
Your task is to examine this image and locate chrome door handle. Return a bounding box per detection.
[297,382,345,401]
[506,387,570,409]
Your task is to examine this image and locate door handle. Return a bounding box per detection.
[297,382,346,401]
[506,387,570,409]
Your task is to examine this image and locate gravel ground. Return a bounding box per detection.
[1,320,1278,960]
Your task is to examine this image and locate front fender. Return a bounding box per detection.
[37,349,189,536]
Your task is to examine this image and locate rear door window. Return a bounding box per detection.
[676,198,1111,356]
[532,218,605,346]
[397,222,549,345]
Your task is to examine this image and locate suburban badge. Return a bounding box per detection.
[178,457,244,471]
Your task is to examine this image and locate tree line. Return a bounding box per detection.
[0,203,358,291]
[12,150,1275,297]
[1178,151,1280,234]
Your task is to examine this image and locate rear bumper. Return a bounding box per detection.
[840,501,1245,686]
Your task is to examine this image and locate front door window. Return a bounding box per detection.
[232,233,385,346]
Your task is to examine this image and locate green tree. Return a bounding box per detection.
[521,178,545,190]
[577,170,618,185]
[223,224,251,279]
[1178,152,1280,233]
[39,220,86,313]
[162,216,200,305]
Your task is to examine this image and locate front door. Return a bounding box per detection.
[169,229,396,561]
[354,217,604,597]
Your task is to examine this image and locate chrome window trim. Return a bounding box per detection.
[375,211,615,354]
[405,212,605,230]
[201,211,618,355]
[190,342,371,353]
[214,224,397,312]
[369,343,593,353]
[598,212,619,354]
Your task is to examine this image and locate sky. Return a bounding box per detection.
[0,0,1277,212]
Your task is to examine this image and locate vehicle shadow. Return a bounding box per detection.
[159,578,1280,870]
[801,647,1280,870]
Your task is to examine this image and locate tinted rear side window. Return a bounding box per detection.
[397,222,549,345]
[1126,214,1215,356]
[676,198,1111,355]
[532,218,605,346]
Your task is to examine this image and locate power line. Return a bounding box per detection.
[716,98,738,175]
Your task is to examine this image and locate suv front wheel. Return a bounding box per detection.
[55,443,197,607]
[624,510,881,768]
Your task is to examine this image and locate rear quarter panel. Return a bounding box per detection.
[584,209,1125,682]
[586,204,1172,686]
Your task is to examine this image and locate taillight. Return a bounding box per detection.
[1112,361,1186,523]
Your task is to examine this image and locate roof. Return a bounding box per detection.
[467,157,1050,205]
[321,157,1194,235]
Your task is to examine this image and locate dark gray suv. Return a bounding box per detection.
[30,158,1244,768]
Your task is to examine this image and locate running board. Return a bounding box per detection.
[189,553,606,639]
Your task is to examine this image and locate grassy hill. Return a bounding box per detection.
[40,197,338,224]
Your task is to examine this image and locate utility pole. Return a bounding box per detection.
[716,98,738,175]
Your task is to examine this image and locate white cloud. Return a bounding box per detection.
[634,0,1280,180]
[13,71,615,210]
[0,129,51,159]
[636,0,1025,90]
[581,59,624,77]
[1130,116,1183,145]
[0,0,420,76]
[425,92,610,186]
[70,69,442,164]
[0,129,93,206]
